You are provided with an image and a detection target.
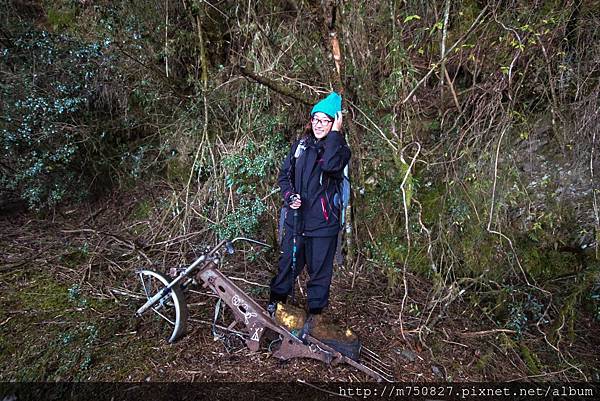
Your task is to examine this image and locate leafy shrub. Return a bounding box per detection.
[222,133,287,194]
[214,130,287,239]
[589,280,600,322]
[0,23,163,209]
[504,291,547,339]
[0,29,114,208]
[212,197,267,240]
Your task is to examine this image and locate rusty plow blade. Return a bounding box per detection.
[349,345,395,382]
[301,335,396,382]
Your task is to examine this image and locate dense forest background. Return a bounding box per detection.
[1,0,599,382]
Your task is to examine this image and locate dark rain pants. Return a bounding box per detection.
[270,228,337,313]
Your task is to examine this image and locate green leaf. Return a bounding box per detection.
[403,15,421,23]
[432,21,444,31]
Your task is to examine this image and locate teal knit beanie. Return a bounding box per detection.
[310,92,342,119]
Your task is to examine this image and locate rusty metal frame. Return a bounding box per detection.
[137,238,395,382]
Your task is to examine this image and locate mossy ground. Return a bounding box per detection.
[0,267,172,381]
[1,262,598,382]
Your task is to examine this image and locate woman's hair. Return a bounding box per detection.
[300,122,314,141]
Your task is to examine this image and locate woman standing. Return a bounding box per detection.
[268,92,358,358]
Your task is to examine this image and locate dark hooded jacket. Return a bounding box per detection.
[278,130,351,237]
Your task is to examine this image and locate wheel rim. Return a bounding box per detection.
[136,270,188,342]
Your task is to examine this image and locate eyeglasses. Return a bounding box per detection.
[311,117,333,126]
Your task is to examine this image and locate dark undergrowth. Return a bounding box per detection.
[1,183,598,382]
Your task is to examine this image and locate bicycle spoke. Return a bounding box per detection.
[134,269,189,342]
[152,307,175,325]
[139,273,150,298]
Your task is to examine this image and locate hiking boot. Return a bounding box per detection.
[302,313,361,360]
[274,303,306,338]
[268,292,287,318]
[266,301,278,318]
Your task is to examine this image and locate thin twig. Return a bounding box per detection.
[402,6,489,104]
[228,276,269,288]
[591,127,599,259]
[397,142,421,341]
[458,329,516,337]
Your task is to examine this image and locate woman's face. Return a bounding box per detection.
[311,112,334,140]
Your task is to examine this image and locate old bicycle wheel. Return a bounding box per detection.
[136,270,188,343]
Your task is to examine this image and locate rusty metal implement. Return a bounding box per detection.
[134,237,395,382]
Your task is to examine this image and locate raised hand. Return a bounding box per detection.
[332,111,343,132]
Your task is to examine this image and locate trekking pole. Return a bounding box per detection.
[290,196,300,305]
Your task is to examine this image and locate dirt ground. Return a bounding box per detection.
[1,186,599,383]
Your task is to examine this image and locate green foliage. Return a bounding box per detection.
[61,243,90,268]
[368,235,406,264]
[0,16,178,209]
[222,132,288,194]
[403,15,421,23]
[505,292,546,339]
[0,0,598,380]
[215,128,287,239]
[212,197,267,240]
[366,235,429,289]
[442,193,500,279]
[47,6,76,31]
[520,242,578,280]
[0,28,112,208]
[362,156,419,227]
[474,351,494,373]
[1,0,188,210]
[132,200,152,220]
[590,279,600,322]
[518,342,542,375]
[19,322,99,380]
[379,44,415,109]
[418,179,445,225]
[68,284,88,308]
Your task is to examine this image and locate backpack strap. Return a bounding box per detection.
[294,138,307,159]
[289,138,306,189]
